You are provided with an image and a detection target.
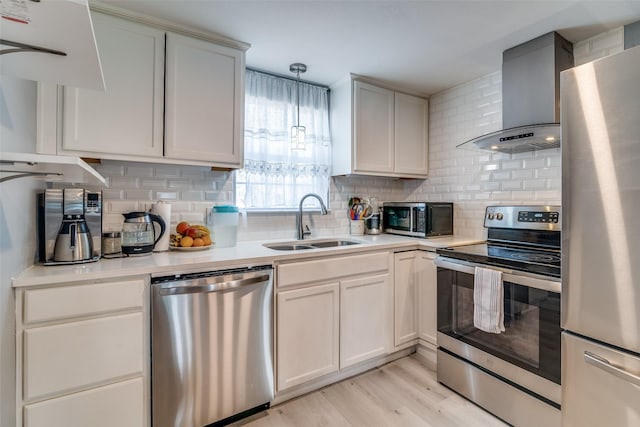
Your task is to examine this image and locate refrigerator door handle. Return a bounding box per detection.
[584,351,640,387]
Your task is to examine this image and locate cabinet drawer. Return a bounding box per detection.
[278,251,389,288]
[23,278,146,324]
[24,312,144,401]
[24,377,144,427]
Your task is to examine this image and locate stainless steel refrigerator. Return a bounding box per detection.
[561,45,640,426]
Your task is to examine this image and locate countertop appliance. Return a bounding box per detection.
[382,202,453,238]
[37,188,102,265]
[435,205,562,427]
[561,45,640,426]
[121,211,166,256]
[458,32,574,153]
[151,265,274,427]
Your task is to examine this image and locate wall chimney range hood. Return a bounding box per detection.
[458,32,574,154]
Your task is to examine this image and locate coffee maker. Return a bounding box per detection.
[38,188,102,265]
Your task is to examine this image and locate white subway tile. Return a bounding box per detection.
[512,169,534,179]
[155,192,178,200]
[141,178,168,189]
[125,190,153,200]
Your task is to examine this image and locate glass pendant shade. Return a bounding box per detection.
[290,62,307,151]
[291,125,306,150]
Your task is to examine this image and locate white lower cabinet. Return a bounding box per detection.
[23,312,144,401]
[276,282,340,391]
[394,251,418,347]
[276,252,391,392]
[417,251,438,345]
[394,250,438,349]
[340,273,389,369]
[15,276,149,427]
[23,378,144,427]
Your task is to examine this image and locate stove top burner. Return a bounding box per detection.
[507,251,561,264]
[436,242,561,278]
[437,205,562,277]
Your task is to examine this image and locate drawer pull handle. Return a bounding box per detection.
[584,351,640,387]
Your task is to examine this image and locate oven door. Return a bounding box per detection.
[435,257,561,405]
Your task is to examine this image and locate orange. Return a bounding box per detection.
[193,237,204,247]
[180,236,194,247]
[201,235,212,246]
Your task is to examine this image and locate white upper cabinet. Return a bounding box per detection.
[38,10,248,169]
[394,93,429,176]
[61,12,165,158]
[331,76,429,178]
[0,0,104,90]
[352,82,395,173]
[164,32,244,165]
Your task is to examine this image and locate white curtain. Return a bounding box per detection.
[236,69,331,209]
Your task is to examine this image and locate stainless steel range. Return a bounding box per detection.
[435,205,561,427]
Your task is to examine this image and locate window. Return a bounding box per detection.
[235,69,331,210]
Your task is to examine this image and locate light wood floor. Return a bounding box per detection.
[234,354,509,427]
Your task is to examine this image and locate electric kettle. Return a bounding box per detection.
[121,212,166,256]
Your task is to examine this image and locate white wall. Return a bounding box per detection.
[0,75,42,427]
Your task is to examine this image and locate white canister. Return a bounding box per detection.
[211,205,239,248]
[149,201,171,252]
[349,219,365,236]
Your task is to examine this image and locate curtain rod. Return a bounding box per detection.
[246,66,330,90]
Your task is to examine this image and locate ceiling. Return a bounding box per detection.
[98,0,640,96]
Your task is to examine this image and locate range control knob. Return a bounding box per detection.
[496,213,504,220]
[487,213,495,220]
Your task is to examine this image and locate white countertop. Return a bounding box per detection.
[13,234,483,288]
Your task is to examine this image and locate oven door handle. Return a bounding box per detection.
[434,257,561,293]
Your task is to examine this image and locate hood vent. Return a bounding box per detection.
[458,32,574,154]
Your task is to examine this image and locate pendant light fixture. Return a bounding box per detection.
[290,62,307,151]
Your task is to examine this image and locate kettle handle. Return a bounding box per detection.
[148,213,166,247]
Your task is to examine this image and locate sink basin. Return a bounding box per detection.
[307,240,361,248]
[264,243,315,251]
[263,239,362,251]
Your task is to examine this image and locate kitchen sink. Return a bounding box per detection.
[264,243,316,251]
[306,239,361,248]
[263,239,362,251]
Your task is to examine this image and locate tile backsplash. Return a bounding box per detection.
[91,28,622,242]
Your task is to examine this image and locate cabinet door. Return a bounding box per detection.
[276,283,340,391]
[24,377,144,427]
[165,32,244,166]
[23,312,144,402]
[394,93,428,177]
[417,251,438,345]
[353,81,395,174]
[394,251,418,347]
[61,12,165,157]
[340,273,389,369]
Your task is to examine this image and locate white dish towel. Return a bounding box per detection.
[473,267,505,334]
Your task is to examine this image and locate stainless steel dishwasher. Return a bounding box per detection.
[151,265,274,427]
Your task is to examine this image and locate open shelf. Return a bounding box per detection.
[0,152,106,185]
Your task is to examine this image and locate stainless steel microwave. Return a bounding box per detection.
[382,202,453,238]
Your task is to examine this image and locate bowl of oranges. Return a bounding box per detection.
[169,222,214,251]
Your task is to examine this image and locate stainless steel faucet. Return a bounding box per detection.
[297,193,328,240]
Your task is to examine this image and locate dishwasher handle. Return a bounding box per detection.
[159,274,271,296]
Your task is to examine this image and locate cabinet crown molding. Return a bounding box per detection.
[89,0,251,51]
